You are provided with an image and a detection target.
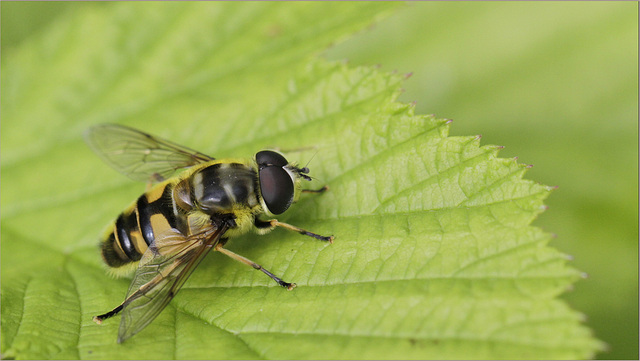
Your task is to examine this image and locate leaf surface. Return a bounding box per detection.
[1,2,602,359]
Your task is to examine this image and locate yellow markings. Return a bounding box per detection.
[150,213,171,236]
[129,229,147,255]
[146,183,168,203]
[186,213,209,235]
[106,262,139,278]
[224,205,261,238]
[110,226,128,261]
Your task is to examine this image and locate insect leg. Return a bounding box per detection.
[302,185,329,193]
[93,304,124,324]
[270,220,334,243]
[214,244,296,290]
[93,254,185,325]
[92,267,166,324]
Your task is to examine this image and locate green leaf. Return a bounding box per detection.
[1,2,603,359]
[325,3,638,359]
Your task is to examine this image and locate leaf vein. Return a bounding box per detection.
[63,257,82,359]
[373,142,496,213]
[322,118,450,191]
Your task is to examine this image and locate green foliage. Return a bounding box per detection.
[2,2,604,359]
[326,3,638,359]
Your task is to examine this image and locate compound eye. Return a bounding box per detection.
[259,166,294,215]
[256,150,288,168]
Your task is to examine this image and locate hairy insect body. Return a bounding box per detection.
[85,124,332,343]
[102,161,266,270]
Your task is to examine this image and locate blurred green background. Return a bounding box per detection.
[2,2,637,359]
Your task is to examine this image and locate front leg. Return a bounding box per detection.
[302,185,329,194]
[254,217,334,243]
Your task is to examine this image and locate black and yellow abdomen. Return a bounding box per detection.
[100,180,181,268]
[100,161,263,269]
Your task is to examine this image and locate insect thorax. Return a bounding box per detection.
[182,162,263,237]
[190,162,260,211]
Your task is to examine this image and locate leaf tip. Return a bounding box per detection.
[565,283,575,292]
[577,311,588,322]
[546,185,559,192]
[598,341,612,353]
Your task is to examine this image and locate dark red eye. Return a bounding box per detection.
[256,150,288,168]
[259,166,294,215]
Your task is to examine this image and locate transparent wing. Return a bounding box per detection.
[116,224,228,343]
[84,123,214,182]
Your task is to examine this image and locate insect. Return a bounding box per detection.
[84,123,332,343]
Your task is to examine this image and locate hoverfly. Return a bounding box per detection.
[85,124,332,343]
